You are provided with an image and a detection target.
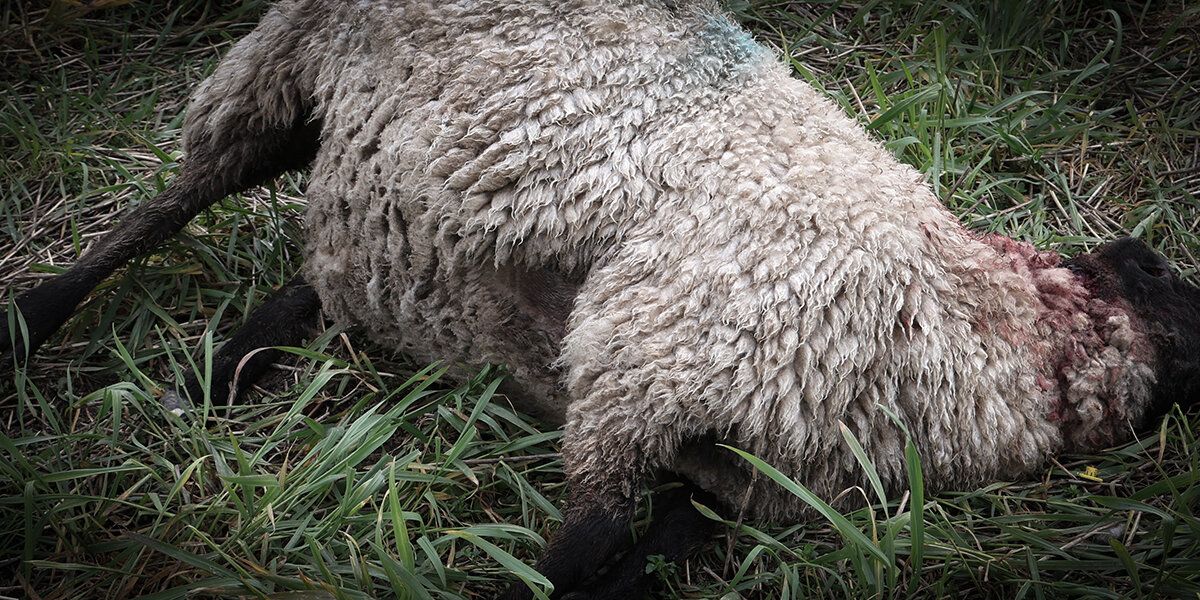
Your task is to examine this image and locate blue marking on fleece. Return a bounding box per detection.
[697,12,769,71]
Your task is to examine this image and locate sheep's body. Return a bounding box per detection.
[185,0,1158,520]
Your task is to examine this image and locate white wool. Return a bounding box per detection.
[183,0,1159,520]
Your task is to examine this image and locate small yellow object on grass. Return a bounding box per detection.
[1078,466,1103,482]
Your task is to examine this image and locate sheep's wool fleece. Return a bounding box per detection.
[185,0,1156,519]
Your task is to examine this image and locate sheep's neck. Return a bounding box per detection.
[981,235,1157,453]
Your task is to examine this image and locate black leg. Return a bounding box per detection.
[0,120,320,371]
[563,482,718,600]
[498,395,688,600]
[498,492,636,600]
[162,275,322,412]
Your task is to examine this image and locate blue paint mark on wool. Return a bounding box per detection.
[697,13,768,71]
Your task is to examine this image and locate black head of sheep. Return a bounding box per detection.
[1068,238,1200,417]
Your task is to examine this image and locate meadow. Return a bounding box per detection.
[1,1,1198,598]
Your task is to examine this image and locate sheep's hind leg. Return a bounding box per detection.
[0,120,320,372]
[162,275,321,413]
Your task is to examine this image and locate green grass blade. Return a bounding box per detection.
[723,445,889,564]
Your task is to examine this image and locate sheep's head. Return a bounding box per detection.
[1066,238,1200,419]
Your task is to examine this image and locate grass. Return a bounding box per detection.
[1,0,1198,598]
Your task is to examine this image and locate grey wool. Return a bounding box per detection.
[186,0,1188,512]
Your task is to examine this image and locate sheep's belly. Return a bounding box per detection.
[302,189,576,423]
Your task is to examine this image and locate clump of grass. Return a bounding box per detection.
[715,407,1199,599]
[1,1,1197,599]
[3,351,566,599]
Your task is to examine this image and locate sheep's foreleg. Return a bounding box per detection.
[0,120,320,371]
[497,492,635,600]
[496,414,641,599]
[162,275,321,413]
[561,481,717,600]
[500,396,691,599]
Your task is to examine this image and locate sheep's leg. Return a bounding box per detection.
[162,275,321,412]
[499,400,679,600]
[561,482,717,600]
[497,491,635,600]
[0,120,320,371]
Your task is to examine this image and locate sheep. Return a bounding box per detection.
[2,0,1198,598]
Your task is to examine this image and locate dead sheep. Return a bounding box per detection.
[2,1,1199,599]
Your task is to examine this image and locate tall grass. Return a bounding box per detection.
[1,1,1197,598]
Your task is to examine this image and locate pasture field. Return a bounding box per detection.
[1,1,1198,598]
